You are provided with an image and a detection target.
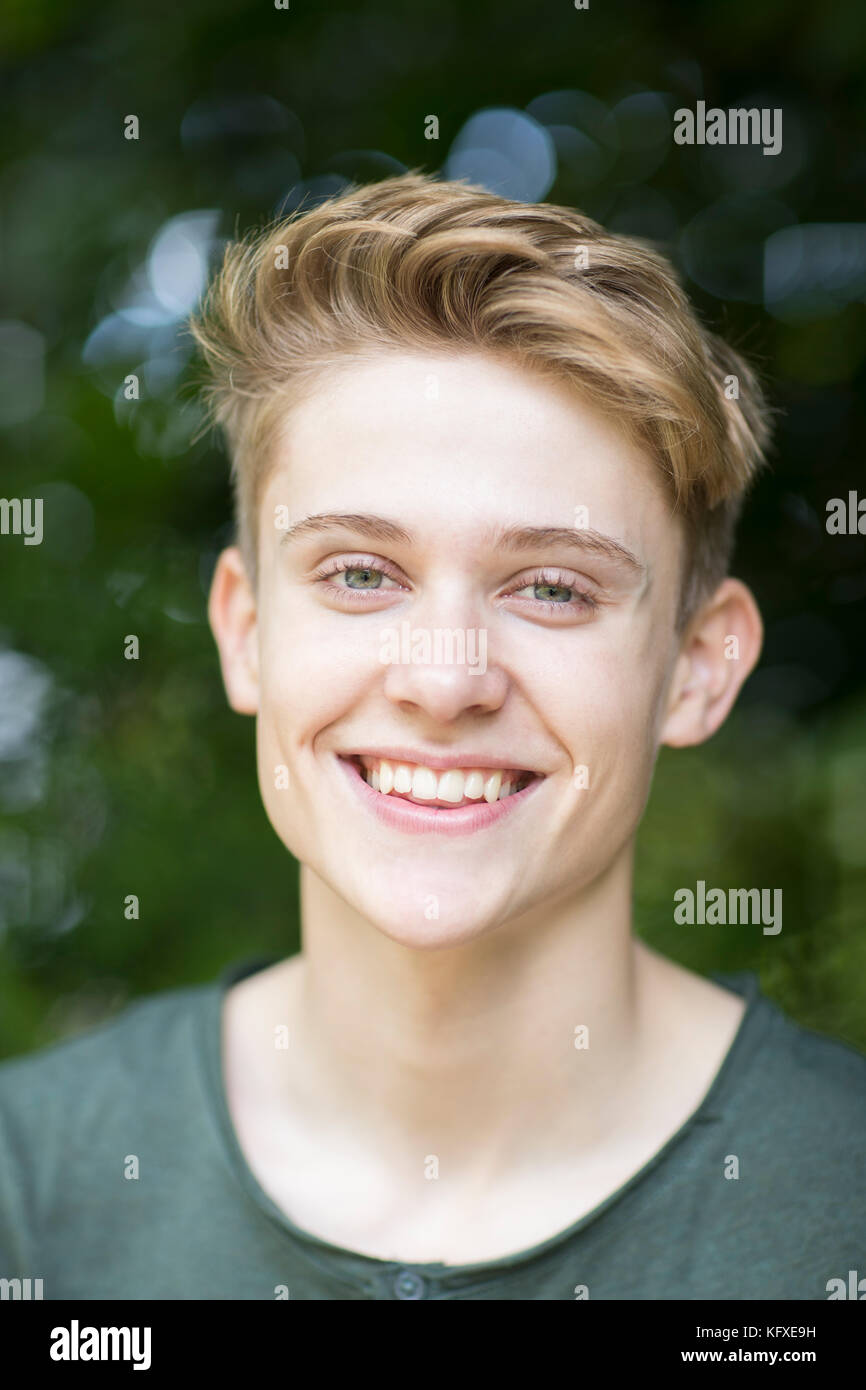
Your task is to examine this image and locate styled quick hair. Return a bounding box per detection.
[187,169,773,624]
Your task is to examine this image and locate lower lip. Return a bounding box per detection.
[336,756,544,837]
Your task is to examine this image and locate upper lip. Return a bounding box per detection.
[338,747,542,774]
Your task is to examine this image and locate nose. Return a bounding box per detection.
[380,618,508,723]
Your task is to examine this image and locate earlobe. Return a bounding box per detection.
[208,546,259,715]
[660,578,763,749]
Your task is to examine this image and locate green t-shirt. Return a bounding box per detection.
[0,957,864,1301]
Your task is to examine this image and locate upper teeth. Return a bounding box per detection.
[359,757,526,804]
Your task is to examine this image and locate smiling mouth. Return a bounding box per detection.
[343,754,540,808]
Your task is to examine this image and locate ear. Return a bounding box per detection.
[660,577,763,748]
[208,546,259,715]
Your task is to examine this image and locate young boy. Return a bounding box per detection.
[1,173,864,1302]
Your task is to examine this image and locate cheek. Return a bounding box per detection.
[252,607,354,857]
[257,597,374,739]
[534,633,670,869]
[540,627,666,762]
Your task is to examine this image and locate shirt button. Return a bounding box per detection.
[393,1269,427,1300]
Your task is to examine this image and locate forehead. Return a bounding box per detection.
[260,350,676,556]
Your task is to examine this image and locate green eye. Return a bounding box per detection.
[532,583,572,602]
[344,567,383,589]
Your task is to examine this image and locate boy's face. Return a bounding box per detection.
[210,351,760,946]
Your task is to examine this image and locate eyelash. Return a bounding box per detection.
[312,557,600,614]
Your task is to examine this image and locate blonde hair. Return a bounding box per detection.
[187,170,773,624]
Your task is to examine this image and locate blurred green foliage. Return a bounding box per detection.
[1,0,865,1057]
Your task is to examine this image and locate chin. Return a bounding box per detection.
[371,916,498,951]
[348,881,508,949]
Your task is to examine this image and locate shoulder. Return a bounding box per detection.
[739,981,866,1103]
[0,978,221,1272]
[658,952,866,1143]
[713,976,866,1187]
[0,979,217,1137]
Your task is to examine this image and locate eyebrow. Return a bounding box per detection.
[280,511,646,576]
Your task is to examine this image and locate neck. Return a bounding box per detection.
[278,850,659,1175]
